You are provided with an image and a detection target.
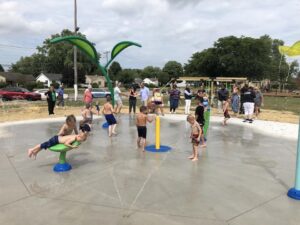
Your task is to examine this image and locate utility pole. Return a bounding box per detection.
[103,51,110,65]
[74,0,78,101]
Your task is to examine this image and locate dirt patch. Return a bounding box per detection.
[0,102,298,124]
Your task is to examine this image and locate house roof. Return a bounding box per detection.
[39,73,62,81]
[85,75,105,82]
[0,72,35,82]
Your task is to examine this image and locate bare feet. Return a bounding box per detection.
[188,155,194,159]
[191,158,198,162]
[200,144,207,148]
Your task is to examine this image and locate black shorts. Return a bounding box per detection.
[137,126,147,139]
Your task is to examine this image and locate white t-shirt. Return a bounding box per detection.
[114,87,121,101]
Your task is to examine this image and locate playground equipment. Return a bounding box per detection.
[287,118,300,200]
[278,42,300,200]
[49,141,81,172]
[50,36,141,129]
[145,116,172,153]
[50,37,141,107]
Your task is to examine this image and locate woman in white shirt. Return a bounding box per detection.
[114,82,123,114]
[184,86,193,114]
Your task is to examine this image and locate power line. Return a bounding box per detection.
[0,44,35,50]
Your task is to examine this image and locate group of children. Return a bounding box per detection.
[28,89,210,162]
[27,95,156,158]
[27,115,91,159]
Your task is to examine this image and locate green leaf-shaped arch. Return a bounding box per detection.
[50,36,99,63]
[105,41,142,68]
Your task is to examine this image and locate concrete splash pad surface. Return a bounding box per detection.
[0,115,299,225]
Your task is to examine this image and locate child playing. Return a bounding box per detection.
[187,114,202,162]
[27,125,90,159]
[102,95,117,137]
[95,101,100,116]
[58,115,78,136]
[80,103,98,130]
[136,106,155,151]
[223,98,230,125]
[195,99,206,147]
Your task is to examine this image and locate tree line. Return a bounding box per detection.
[8,30,300,89]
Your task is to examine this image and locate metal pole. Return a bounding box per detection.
[287,118,300,200]
[155,116,160,150]
[73,0,78,101]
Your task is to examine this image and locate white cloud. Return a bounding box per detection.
[1,0,300,69]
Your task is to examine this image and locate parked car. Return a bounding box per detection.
[91,88,111,98]
[34,89,69,100]
[0,87,41,101]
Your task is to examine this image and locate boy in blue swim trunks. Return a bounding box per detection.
[102,95,117,137]
[27,124,90,159]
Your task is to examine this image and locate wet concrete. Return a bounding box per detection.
[0,115,299,225]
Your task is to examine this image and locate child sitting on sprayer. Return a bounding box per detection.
[222,98,230,126]
[102,95,117,137]
[80,103,98,130]
[136,106,155,151]
[58,114,78,136]
[27,124,91,159]
[187,114,202,162]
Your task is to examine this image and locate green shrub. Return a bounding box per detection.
[92,83,99,88]
[0,82,8,88]
[24,82,37,91]
[36,81,45,89]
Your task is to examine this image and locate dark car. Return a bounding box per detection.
[91,88,111,98]
[0,87,41,101]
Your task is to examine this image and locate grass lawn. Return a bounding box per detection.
[263,96,300,114]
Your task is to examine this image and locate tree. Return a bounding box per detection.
[10,29,99,85]
[183,35,298,82]
[141,66,161,79]
[162,61,183,79]
[108,61,122,81]
[157,71,170,85]
[0,64,4,72]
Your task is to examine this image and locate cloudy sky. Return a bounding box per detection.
[0,0,300,70]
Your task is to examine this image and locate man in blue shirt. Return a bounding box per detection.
[139,82,150,106]
[57,83,65,107]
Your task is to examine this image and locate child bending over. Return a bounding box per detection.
[58,114,78,136]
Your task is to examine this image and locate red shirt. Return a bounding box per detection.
[83,89,93,104]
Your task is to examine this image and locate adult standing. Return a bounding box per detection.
[242,85,256,123]
[254,87,264,118]
[83,85,93,105]
[114,82,123,114]
[169,84,181,114]
[128,86,137,114]
[56,83,65,107]
[217,84,229,113]
[45,85,56,115]
[231,86,240,116]
[153,88,164,116]
[184,86,193,114]
[139,82,150,106]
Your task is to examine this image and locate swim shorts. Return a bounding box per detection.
[137,126,147,139]
[105,114,117,125]
[40,135,59,150]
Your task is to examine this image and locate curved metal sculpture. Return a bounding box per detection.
[50,36,141,106]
